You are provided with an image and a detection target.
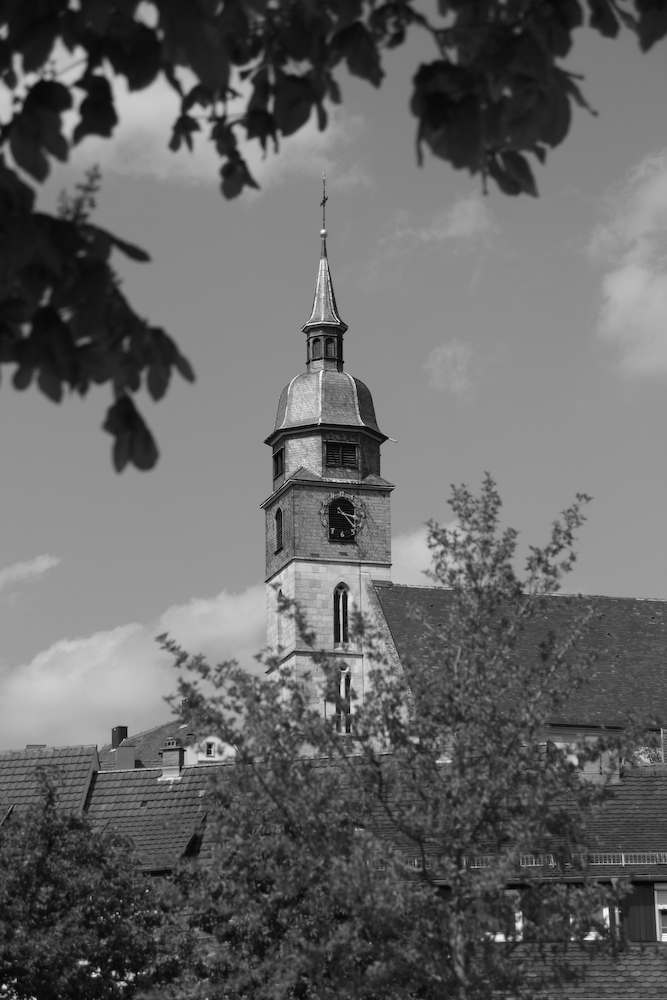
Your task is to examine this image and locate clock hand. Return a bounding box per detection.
[337,507,357,526]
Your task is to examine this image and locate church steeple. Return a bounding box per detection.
[302,177,347,373]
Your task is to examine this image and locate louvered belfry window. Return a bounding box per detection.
[325,443,357,467]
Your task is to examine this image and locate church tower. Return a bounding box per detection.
[262,200,393,729]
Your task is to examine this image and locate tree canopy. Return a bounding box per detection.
[0,1,665,469]
[0,775,186,1000]
[159,477,642,1000]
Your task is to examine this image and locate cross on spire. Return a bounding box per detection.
[320,173,328,233]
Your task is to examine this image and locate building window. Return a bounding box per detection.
[275,509,283,552]
[273,448,284,479]
[312,338,322,360]
[333,583,349,645]
[325,337,335,358]
[336,666,351,734]
[205,742,215,758]
[656,885,667,940]
[325,443,357,468]
[328,497,357,542]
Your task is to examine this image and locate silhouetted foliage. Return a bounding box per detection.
[0,2,665,466]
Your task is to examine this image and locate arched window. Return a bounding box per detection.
[325,338,335,358]
[312,338,322,359]
[275,509,283,552]
[333,583,348,646]
[336,666,352,734]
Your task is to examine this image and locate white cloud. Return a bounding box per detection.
[379,194,496,257]
[589,150,667,376]
[391,526,432,586]
[0,585,265,752]
[391,523,459,586]
[0,555,60,594]
[424,339,474,399]
[58,71,369,194]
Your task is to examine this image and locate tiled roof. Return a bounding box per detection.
[590,769,667,855]
[0,745,98,814]
[375,585,667,728]
[84,766,213,871]
[536,942,667,997]
[98,719,196,770]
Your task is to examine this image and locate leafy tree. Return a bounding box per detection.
[0,773,185,1000]
[0,2,666,467]
[160,476,640,1000]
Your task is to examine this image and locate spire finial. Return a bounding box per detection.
[320,173,328,239]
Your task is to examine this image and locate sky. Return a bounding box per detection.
[0,22,666,751]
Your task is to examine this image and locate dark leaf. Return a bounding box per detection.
[73,75,118,144]
[211,119,238,158]
[540,79,572,148]
[19,13,59,73]
[174,351,196,383]
[86,225,150,262]
[12,366,33,390]
[487,154,523,196]
[103,395,159,472]
[147,362,170,401]
[637,5,667,50]
[38,365,63,403]
[500,150,538,197]
[533,145,547,164]
[0,155,35,211]
[220,156,259,199]
[331,23,384,87]
[273,75,313,137]
[25,81,72,114]
[587,0,620,37]
[119,25,162,91]
[169,114,201,153]
[161,0,229,91]
[10,117,49,181]
[316,103,327,132]
[183,83,213,113]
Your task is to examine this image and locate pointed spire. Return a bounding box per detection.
[302,175,348,334]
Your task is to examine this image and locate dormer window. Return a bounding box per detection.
[325,443,357,468]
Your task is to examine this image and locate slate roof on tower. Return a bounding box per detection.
[271,370,385,438]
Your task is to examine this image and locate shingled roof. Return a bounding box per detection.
[98,719,196,770]
[539,942,667,998]
[0,745,98,814]
[83,765,214,871]
[374,585,667,729]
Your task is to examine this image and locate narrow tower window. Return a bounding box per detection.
[312,338,322,360]
[333,584,349,645]
[336,666,352,734]
[273,448,284,479]
[275,509,283,553]
[325,338,335,358]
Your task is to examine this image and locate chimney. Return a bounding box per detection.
[111,726,128,749]
[158,737,184,781]
[115,739,136,770]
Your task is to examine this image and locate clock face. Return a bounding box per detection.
[325,495,363,542]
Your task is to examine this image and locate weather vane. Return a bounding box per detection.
[320,173,328,233]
